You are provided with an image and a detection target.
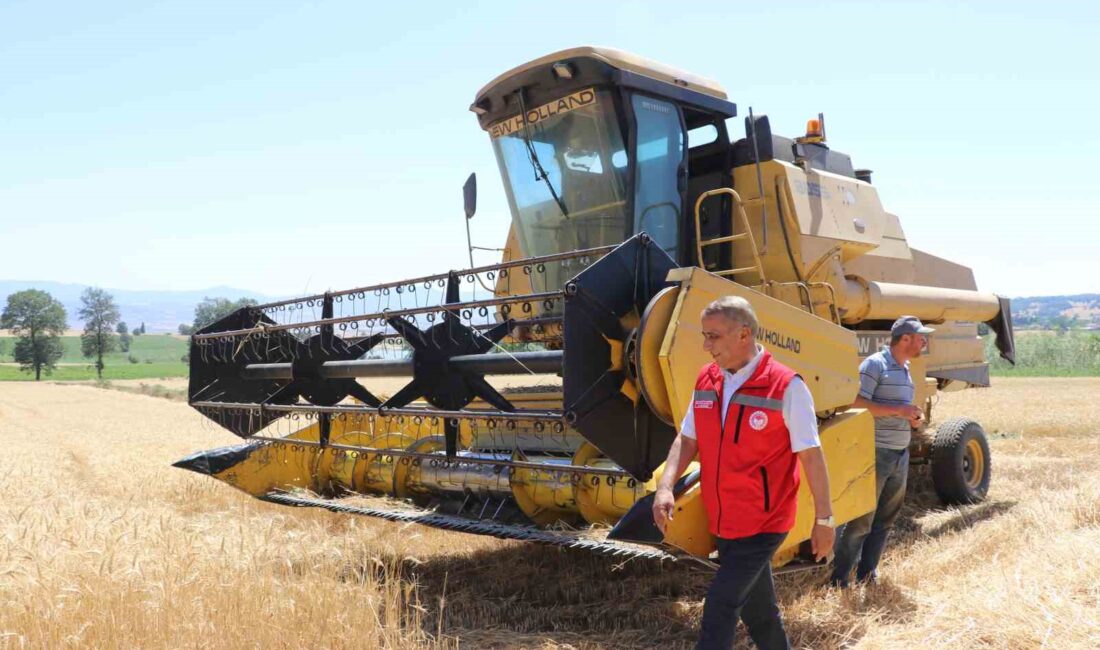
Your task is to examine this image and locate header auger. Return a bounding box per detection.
[177,46,1015,568]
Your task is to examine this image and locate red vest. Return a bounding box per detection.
[693,350,801,539]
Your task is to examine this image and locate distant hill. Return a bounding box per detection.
[1010,293,1100,329]
[0,281,278,333]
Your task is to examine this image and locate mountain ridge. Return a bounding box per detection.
[0,280,279,333]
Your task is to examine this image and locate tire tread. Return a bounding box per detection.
[930,417,991,504]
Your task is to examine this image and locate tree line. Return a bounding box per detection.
[1,289,257,380]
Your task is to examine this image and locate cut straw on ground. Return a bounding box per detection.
[0,377,1097,648]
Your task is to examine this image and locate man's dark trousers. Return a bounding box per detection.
[830,446,909,585]
[697,532,790,650]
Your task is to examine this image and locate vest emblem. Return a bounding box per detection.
[749,410,769,431]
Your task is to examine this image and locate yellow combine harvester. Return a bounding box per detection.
[177,47,1015,567]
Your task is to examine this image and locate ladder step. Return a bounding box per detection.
[699,233,749,247]
[714,266,763,278]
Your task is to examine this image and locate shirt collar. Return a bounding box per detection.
[881,345,909,369]
[723,345,764,383]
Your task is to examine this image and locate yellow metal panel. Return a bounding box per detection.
[731,161,889,281]
[209,442,323,496]
[910,248,979,290]
[844,212,917,284]
[662,481,714,558]
[209,415,375,496]
[922,320,985,370]
[776,409,877,555]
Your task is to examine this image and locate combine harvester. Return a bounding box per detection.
[177,47,1015,567]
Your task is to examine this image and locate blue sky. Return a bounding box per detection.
[1,1,1097,297]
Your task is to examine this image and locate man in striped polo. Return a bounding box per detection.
[830,315,932,587]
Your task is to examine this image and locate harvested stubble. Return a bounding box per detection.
[0,377,1097,649]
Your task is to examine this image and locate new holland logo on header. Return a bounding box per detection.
[756,327,801,354]
[489,88,597,139]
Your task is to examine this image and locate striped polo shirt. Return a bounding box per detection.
[859,346,914,449]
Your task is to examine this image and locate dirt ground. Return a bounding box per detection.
[0,378,1097,648]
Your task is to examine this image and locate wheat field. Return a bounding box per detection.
[0,378,1097,649]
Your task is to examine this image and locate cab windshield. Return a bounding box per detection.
[491,88,629,263]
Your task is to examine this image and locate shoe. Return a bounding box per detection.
[827,577,849,589]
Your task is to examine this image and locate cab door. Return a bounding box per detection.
[629,94,686,260]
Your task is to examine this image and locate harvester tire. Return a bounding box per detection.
[930,418,991,504]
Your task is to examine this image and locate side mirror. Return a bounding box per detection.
[463,173,477,219]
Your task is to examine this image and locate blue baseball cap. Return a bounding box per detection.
[891,315,934,337]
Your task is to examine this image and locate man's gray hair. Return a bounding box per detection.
[701,296,759,335]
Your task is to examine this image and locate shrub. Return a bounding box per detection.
[986,330,1100,376]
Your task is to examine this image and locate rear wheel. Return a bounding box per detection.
[931,418,991,504]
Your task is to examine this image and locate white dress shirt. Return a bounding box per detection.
[679,346,821,452]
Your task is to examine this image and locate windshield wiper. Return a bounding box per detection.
[518,90,570,220]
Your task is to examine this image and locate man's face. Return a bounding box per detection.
[899,333,927,358]
[701,314,754,370]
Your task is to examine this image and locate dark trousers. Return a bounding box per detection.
[831,447,910,585]
[697,532,790,650]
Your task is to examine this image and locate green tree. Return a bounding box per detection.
[0,289,68,380]
[1049,314,1079,334]
[178,323,195,336]
[192,296,259,331]
[116,321,132,352]
[79,287,121,379]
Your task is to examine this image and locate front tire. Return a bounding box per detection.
[930,418,991,504]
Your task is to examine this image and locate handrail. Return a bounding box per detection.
[807,281,841,324]
[692,187,767,284]
[770,281,814,314]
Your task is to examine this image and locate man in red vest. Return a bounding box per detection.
[653,296,836,650]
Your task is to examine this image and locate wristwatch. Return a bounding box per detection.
[815,515,835,528]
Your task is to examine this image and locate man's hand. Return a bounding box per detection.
[811,523,835,561]
[896,404,923,421]
[652,487,675,534]
[797,446,835,561]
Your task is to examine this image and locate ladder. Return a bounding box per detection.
[692,187,767,285]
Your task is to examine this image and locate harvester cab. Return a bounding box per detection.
[176,46,1016,568]
[472,48,736,273]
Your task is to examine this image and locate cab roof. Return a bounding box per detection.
[474,46,728,104]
